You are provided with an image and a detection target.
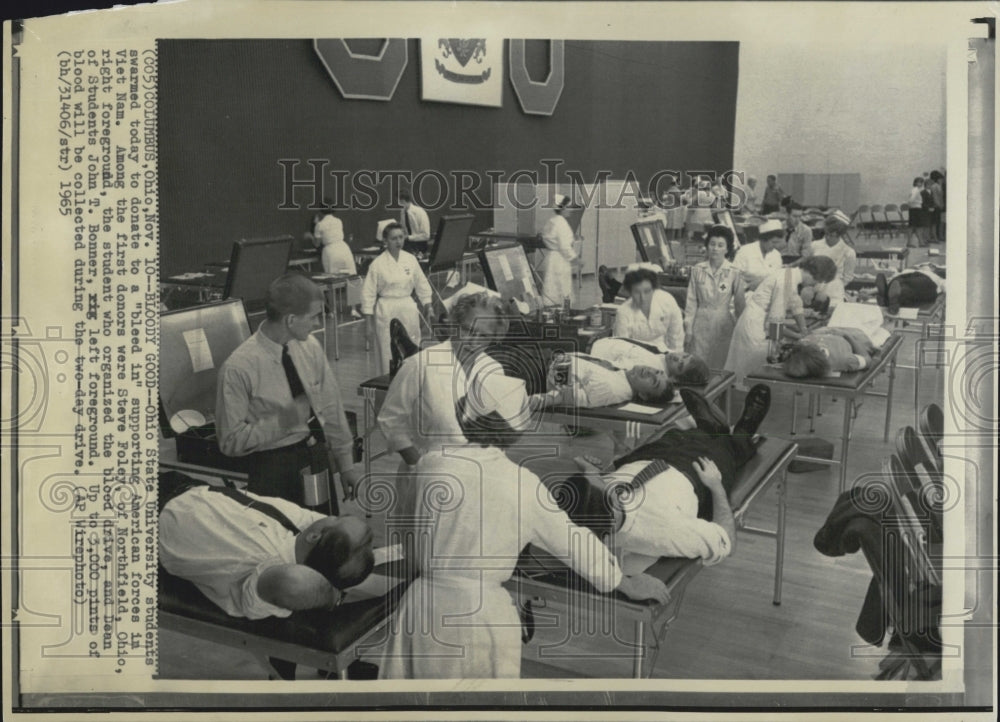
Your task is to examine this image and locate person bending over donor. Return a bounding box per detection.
[589,336,710,386]
[547,385,771,573]
[378,367,670,679]
[874,263,945,315]
[529,348,677,410]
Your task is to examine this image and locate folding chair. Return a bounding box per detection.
[883,204,905,238]
[869,204,888,240]
[855,205,874,239]
[892,432,943,543]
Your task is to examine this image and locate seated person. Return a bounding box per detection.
[875,264,945,315]
[158,471,375,620]
[590,336,710,386]
[545,385,771,573]
[529,349,676,410]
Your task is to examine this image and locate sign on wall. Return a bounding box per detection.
[420,38,503,107]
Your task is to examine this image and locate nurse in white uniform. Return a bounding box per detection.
[805,210,856,310]
[539,194,577,307]
[613,266,685,351]
[732,219,785,292]
[308,206,356,275]
[724,255,838,386]
[685,224,746,370]
[378,368,671,679]
[361,222,433,375]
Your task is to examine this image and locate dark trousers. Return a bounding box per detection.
[247,440,313,506]
[552,429,755,535]
[889,273,938,307]
[615,428,755,520]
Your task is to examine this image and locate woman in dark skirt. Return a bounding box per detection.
[906,177,926,247]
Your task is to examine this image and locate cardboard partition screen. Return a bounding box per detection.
[631,219,671,266]
[223,235,294,310]
[479,244,541,308]
[159,299,252,437]
[427,213,476,272]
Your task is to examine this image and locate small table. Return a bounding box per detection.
[309,272,357,360]
[855,246,909,273]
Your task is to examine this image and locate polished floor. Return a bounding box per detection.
[158,245,947,681]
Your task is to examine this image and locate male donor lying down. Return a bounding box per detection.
[543,384,771,574]
[527,338,710,410]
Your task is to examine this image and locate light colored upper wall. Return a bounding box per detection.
[733,42,946,209]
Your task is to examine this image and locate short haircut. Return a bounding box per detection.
[449,291,509,336]
[382,221,405,241]
[455,397,522,449]
[622,267,660,293]
[638,378,676,405]
[799,255,838,284]
[675,356,710,386]
[398,186,413,202]
[304,526,375,589]
[767,174,777,182]
[704,224,736,256]
[784,343,831,378]
[913,177,924,187]
[264,272,323,322]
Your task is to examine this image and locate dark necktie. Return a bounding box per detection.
[574,353,620,372]
[618,338,662,355]
[207,485,302,533]
[281,344,327,444]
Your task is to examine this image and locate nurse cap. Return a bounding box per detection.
[758,219,784,237]
[825,209,852,227]
[551,193,572,210]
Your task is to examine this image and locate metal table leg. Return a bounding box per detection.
[632,620,646,679]
[883,356,897,442]
[332,284,341,360]
[773,468,787,606]
[838,397,853,494]
[790,392,799,435]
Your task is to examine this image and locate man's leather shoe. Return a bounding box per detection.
[733,384,771,437]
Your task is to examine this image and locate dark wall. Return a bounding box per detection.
[158,39,739,276]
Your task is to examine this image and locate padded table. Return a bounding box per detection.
[746,332,904,493]
[159,561,407,679]
[503,436,797,678]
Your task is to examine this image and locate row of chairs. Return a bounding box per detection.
[859,403,944,681]
[853,204,914,240]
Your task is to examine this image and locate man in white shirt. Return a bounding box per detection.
[159,471,376,620]
[589,337,710,386]
[784,209,814,258]
[548,385,771,573]
[530,350,675,409]
[733,219,785,291]
[399,186,431,252]
[216,273,362,506]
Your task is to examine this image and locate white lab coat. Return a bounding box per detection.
[613,289,685,352]
[378,444,621,679]
[733,241,783,292]
[361,250,433,375]
[724,267,804,385]
[539,214,576,306]
[315,214,356,275]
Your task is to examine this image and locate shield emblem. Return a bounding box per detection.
[446,39,484,67]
